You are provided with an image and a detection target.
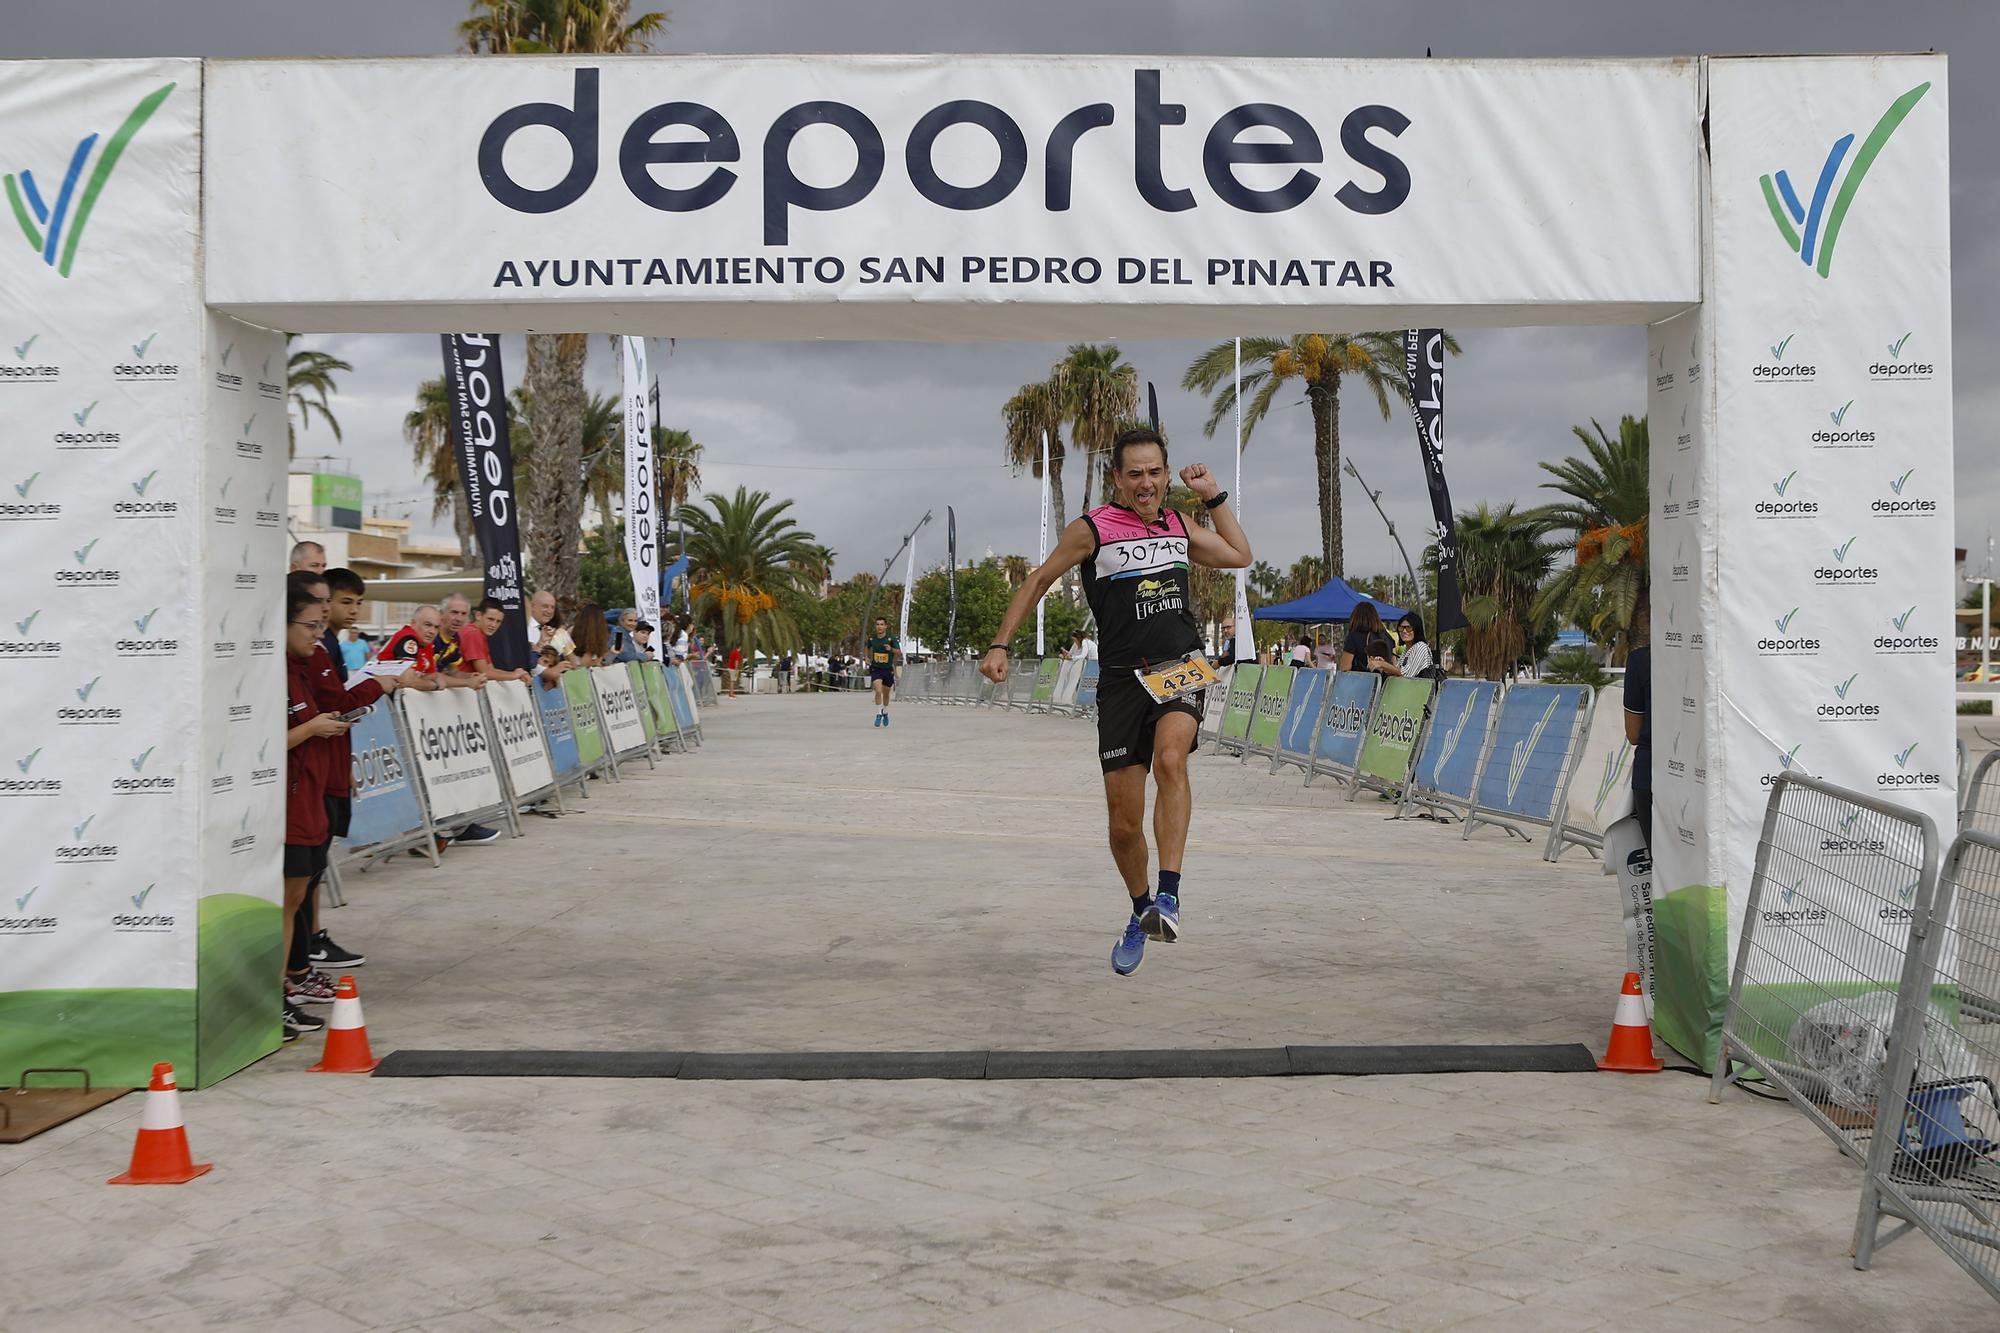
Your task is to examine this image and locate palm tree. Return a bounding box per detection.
[999,554,1031,591]
[1182,332,1459,576]
[405,376,529,566]
[683,487,820,664]
[285,333,352,458]
[654,425,704,512]
[461,0,666,606]
[1453,502,1559,680]
[575,392,623,532]
[1247,560,1283,607]
[1530,415,1650,664]
[1052,343,1138,510]
[1283,555,1327,602]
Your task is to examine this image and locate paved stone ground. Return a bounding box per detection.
[3,692,1992,1330]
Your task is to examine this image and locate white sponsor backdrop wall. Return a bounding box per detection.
[1645,55,1954,1066]
[0,59,287,1087]
[201,56,1701,337]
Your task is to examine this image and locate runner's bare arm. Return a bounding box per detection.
[980,518,1095,682]
[1178,464,1252,569]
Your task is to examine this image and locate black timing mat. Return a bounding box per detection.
[373,1044,1598,1080]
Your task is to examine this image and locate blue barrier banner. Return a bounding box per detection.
[1473,683,1589,819]
[1313,670,1377,770]
[1414,679,1499,800]
[662,663,695,732]
[536,677,582,777]
[1074,659,1100,711]
[338,704,425,850]
[1277,668,1330,755]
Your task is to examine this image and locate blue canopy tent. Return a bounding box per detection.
[1251,576,1409,624]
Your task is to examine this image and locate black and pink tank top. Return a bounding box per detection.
[1080,504,1203,671]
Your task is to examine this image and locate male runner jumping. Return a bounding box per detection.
[980,427,1252,975]
[866,616,901,727]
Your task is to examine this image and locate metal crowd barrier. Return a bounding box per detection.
[1305,669,1378,787]
[1268,667,1331,776]
[1710,772,1943,1165]
[1350,677,1437,802]
[1401,679,1502,823]
[1854,829,2000,1303]
[1963,751,2000,836]
[1458,684,1596,862]
[1212,664,1263,756]
[1239,664,1296,763]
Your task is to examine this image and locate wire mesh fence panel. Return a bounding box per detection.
[1710,772,1942,1166]
[1006,659,1039,709]
[1963,752,2000,837]
[1853,830,2000,1304]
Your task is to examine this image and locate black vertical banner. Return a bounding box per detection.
[1405,329,1466,633]
[441,333,529,670]
[946,506,958,657]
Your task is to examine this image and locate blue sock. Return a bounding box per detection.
[1131,894,1153,919]
[1157,870,1181,901]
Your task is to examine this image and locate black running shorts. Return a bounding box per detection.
[870,666,895,685]
[1095,671,1203,773]
[284,842,329,879]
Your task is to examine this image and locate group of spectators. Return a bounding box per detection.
[1216,604,1441,681]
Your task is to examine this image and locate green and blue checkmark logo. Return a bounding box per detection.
[1829,400,1853,427]
[1779,742,1804,771]
[1891,468,1915,495]
[1893,606,1916,631]
[15,609,40,635]
[1834,673,1858,700]
[1762,82,1930,278]
[1775,608,1799,634]
[130,884,152,910]
[72,813,93,839]
[1773,471,1797,497]
[5,83,175,278]
[132,331,156,357]
[75,675,100,702]
[133,607,158,632]
[14,333,38,358]
[73,400,97,426]
[1887,332,1913,359]
[17,747,42,773]
[14,471,38,498]
[1770,334,1795,360]
[1833,536,1857,563]
[129,746,154,772]
[1895,743,1919,768]
[73,537,98,565]
[132,470,157,496]
[15,886,37,912]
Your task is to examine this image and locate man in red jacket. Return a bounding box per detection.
[284,578,351,1042]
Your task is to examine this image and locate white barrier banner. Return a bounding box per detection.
[204,56,1699,335]
[590,664,649,755]
[674,661,701,727]
[398,687,504,821]
[1570,683,1634,838]
[483,679,555,799]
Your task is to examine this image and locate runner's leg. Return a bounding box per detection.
[1150,710,1198,875]
[1102,765,1151,902]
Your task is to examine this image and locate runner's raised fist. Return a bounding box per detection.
[980,650,1009,684]
[1178,463,1219,499]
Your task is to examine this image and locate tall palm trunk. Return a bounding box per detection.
[523,331,590,606]
[453,498,476,568]
[1309,375,1344,576]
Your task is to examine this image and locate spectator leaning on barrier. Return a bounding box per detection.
[381,605,501,850]
[1339,602,1398,675]
[571,600,611,666]
[1625,628,1652,849]
[526,589,576,660]
[635,621,658,662]
[1392,612,1436,680]
[461,597,530,683]
[670,616,690,664]
[294,569,433,986]
[284,577,346,1043]
[288,539,326,576]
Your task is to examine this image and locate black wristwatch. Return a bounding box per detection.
[1203,490,1229,509]
[986,643,1010,655]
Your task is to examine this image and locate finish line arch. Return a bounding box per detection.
[0,51,1955,1085]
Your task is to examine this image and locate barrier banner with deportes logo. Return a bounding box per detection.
[1469,684,1589,822]
[1074,659,1100,712]
[1246,663,1294,753]
[203,58,1700,337]
[1567,683,1635,846]
[1217,664,1262,747]
[482,679,556,802]
[1029,657,1060,707]
[1409,679,1498,806]
[1272,667,1329,773]
[673,661,702,727]
[662,662,697,736]
[535,677,582,777]
[1312,670,1378,776]
[563,668,609,770]
[639,660,678,746]
[0,60,286,1090]
[1642,55,1956,1069]
[397,686,505,822]
[335,702,427,851]
[441,333,528,671]
[591,664,650,758]
[1356,676,1433,788]
[1052,654,1085,710]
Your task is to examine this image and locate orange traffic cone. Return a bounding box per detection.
[307,975,381,1073]
[108,1062,212,1184]
[1599,971,1664,1073]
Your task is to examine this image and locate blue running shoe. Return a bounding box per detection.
[882,712,889,727]
[1143,892,1181,944]
[1111,914,1147,975]
[872,713,882,727]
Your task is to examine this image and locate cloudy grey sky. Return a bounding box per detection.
[16,1,1998,582]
